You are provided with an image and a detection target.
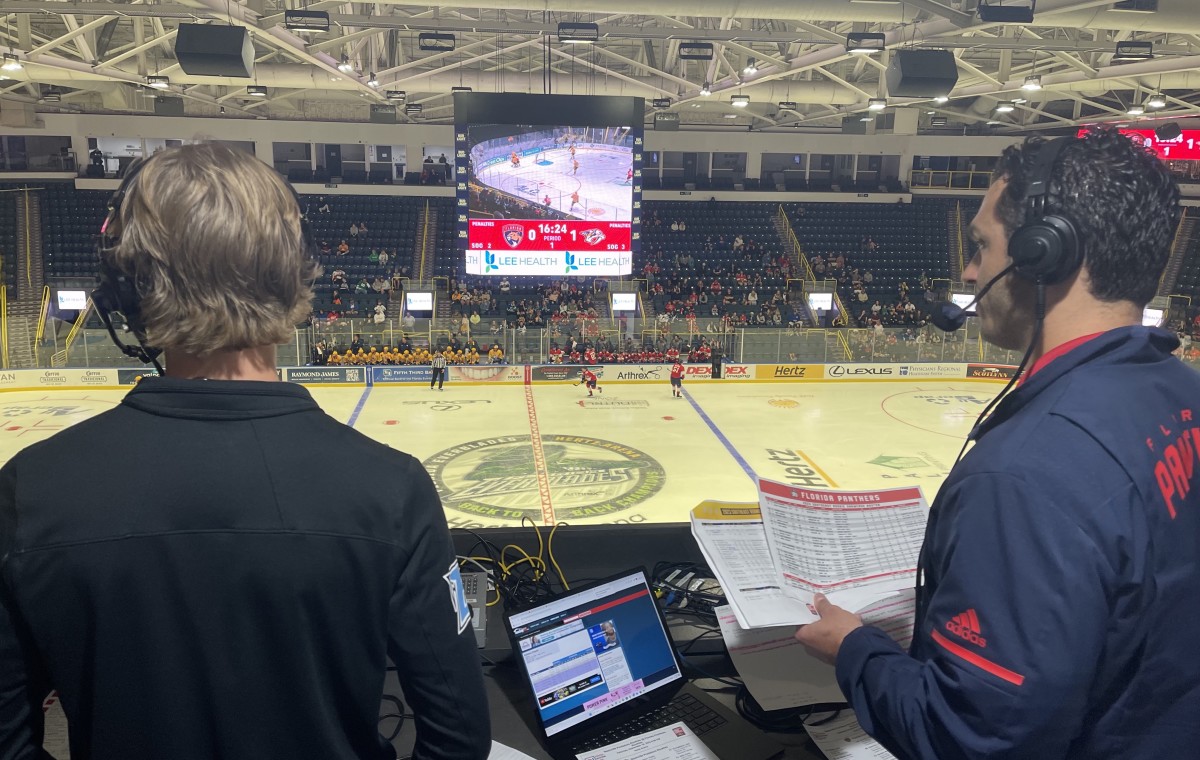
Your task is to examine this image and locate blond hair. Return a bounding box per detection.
[104,142,320,354]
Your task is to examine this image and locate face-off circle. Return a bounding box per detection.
[424,434,665,522]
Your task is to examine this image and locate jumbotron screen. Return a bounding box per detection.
[455,94,643,277]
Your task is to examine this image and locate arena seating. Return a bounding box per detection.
[300,194,421,316]
[783,200,952,323]
[0,191,19,294]
[41,183,109,280]
[638,201,796,325]
[1172,231,1200,304]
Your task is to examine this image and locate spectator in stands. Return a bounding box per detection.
[337,240,349,255]
[372,276,386,294]
[349,222,359,238]
[317,197,330,213]
[378,249,389,268]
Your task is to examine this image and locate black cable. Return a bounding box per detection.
[734,684,846,734]
[378,694,413,742]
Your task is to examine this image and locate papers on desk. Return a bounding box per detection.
[690,479,928,630]
[575,722,718,760]
[715,592,914,711]
[804,711,898,760]
[489,740,540,759]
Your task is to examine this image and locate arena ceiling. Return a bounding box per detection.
[0,0,1198,133]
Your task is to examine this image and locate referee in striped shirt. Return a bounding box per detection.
[430,353,448,390]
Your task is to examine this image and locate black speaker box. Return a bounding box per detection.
[1156,122,1183,141]
[174,24,254,78]
[886,49,959,98]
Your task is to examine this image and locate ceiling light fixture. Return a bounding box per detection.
[1,54,22,71]
[367,72,379,87]
[778,101,798,111]
[730,94,749,108]
[146,75,170,89]
[978,0,1035,24]
[845,32,886,55]
[700,81,712,96]
[652,97,672,109]
[994,102,1015,113]
[867,97,886,111]
[724,113,739,119]
[386,90,406,101]
[1112,40,1154,62]
[556,22,599,44]
[1127,104,1145,115]
[934,95,949,104]
[680,42,715,61]
[418,32,456,52]
[284,10,330,33]
[337,55,354,73]
[1147,93,1167,109]
[743,58,758,75]
[1022,75,1042,91]
[247,85,268,97]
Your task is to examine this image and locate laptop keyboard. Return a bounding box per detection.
[571,692,727,753]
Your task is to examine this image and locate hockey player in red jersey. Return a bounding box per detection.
[579,368,601,397]
[670,361,685,398]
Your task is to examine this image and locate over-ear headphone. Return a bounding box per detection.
[93,159,160,366]
[1007,136,1083,284]
[92,154,316,370]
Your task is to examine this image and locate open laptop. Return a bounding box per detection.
[504,568,783,760]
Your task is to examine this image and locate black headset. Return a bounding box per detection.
[93,155,316,373]
[92,159,161,368]
[1007,135,1083,285]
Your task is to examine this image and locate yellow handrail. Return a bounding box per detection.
[33,285,50,344]
[0,281,7,369]
[836,330,853,360]
[418,199,430,278]
[50,299,93,367]
[954,201,966,275]
[22,188,32,290]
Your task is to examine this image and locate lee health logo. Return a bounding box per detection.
[564,251,579,274]
[484,250,498,273]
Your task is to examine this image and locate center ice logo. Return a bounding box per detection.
[582,228,606,245]
[502,223,524,248]
[564,252,579,274]
[484,250,498,273]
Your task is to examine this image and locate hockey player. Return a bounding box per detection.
[579,367,601,397]
[670,360,685,398]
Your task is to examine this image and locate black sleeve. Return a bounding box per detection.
[0,462,52,760]
[387,458,491,760]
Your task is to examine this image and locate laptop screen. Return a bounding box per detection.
[507,570,684,738]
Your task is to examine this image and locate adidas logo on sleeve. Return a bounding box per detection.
[945,609,987,647]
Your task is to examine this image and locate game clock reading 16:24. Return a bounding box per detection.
[468,219,630,253]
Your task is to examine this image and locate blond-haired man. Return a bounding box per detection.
[0,143,489,759]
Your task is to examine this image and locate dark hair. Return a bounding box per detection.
[991,127,1181,305]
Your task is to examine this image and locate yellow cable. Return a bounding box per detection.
[548,522,569,590]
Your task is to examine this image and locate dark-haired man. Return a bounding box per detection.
[797,129,1200,758]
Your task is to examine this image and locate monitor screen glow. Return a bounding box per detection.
[406,292,433,311]
[950,292,975,311]
[56,290,88,310]
[806,292,833,311]
[1142,307,1165,328]
[611,293,637,311]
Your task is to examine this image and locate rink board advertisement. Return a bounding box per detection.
[284,367,366,384]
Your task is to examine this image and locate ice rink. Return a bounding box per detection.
[474,145,633,221]
[0,380,1001,527]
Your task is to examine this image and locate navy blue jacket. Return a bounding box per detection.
[836,327,1200,759]
[0,378,490,760]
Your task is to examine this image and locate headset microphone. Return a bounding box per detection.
[930,262,1017,332]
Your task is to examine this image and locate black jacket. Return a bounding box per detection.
[0,377,490,759]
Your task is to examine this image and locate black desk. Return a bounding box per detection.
[384,605,828,760]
